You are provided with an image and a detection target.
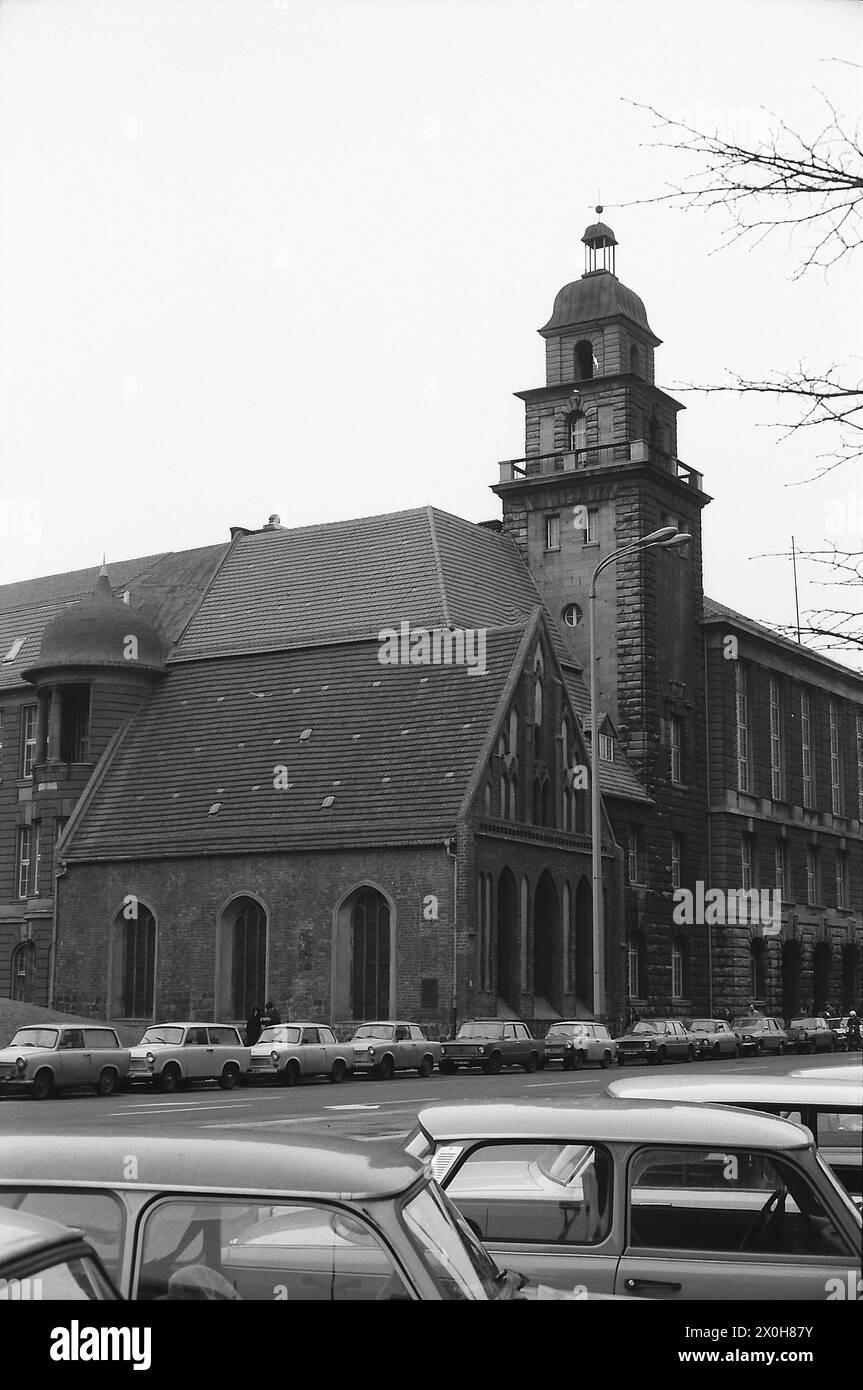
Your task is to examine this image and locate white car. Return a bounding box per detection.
[0,1025,131,1100]
[128,1022,250,1092]
[248,1023,354,1086]
[350,1022,440,1079]
[542,1022,617,1070]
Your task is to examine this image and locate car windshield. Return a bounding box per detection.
[352,1025,394,1041]
[457,1023,504,1040]
[631,1022,660,1035]
[546,1025,583,1039]
[790,1019,811,1028]
[138,1027,185,1046]
[689,1021,715,1032]
[258,1027,301,1045]
[400,1182,503,1300]
[733,1019,761,1032]
[8,1028,58,1049]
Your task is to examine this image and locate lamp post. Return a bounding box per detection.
[588,526,692,1020]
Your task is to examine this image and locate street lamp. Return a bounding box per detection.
[588,526,692,1020]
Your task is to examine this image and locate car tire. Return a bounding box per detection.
[95,1068,119,1097]
[656,1046,667,1065]
[573,1050,585,1070]
[417,1056,433,1078]
[439,1061,457,1075]
[829,1038,837,1053]
[734,1043,741,1058]
[523,1052,538,1074]
[482,1052,503,1076]
[282,1060,301,1087]
[158,1064,182,1094]
[31,1069,54,1101]
[600,1051,612,1069]
[617,1054,625,1066]
[755,1042,764,1058]
[329,1059,347,1084]
[713,1043,721,1059]
[562,1055,574,1071]
[685,1046,695,1063]
[375,1055,395,1082]
[219,1063,240,1091]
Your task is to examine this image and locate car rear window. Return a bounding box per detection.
[445,1142,613,1246]
[0,1189,125,1279]
[83,1029,119,1048]
[208,1028,239,1046]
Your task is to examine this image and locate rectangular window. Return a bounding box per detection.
[671,948,683,1000]
[735,664,750,793]
[20,705,37,779]
[769,675,783,799]
[446,1142,613,1247]
[628,939,639,998]
[671,833,682,892]
[741,832,755,892]
[544,514,560,551]
[806,847,820,906]
[628,825,644,885]
[16,826,31,899]
[32,822,42,896]
[598,732,614,762]
[829,699,842,816]
[774,841,788,901]
[801,688,813,807]
[583,507,599,545]
[835,851,847,911]
[597,404,614,445]
[669,716,683,784]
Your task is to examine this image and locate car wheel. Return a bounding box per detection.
[656,1046,667,1065]
[375,1054,395,1082]
[219,1063,240,1091]
[617,1054,625,1066]
[31,1069,54,1101]
[95,1068,119,1097]
[685,1046,695,1063]
[713,1043,721,1059]
[439,1061,457,1075]
[755,1042,764,1058]
[777,1041,785,1056]
[523,1052,538,1074]
[282,1059,301,1087]
[600,1051,612,1069]
[734,1043,741,1058]
[329,1059,347,1083]
[482,1052,503,1076]
[417,1056,433,1078]
[829,1038,837,1053]
[562,1055,574,1071]
[159,1064,182,1094]
[807,1041,816,1054]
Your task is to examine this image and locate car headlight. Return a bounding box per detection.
[565,1042,573,1050]
[643,1041,652,1048]
[441,1046,448,1056]
[270,1050,279,1064]
[367,1046,375,1055]
[145,1051,155,1065]
[479,1045,488,1055]
[15,1056,26,1075]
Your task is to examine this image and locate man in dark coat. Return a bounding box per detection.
[245,1005,263,1047]
[261,1000,282,1029]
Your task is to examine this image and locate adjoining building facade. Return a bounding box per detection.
[0,218,860,1032]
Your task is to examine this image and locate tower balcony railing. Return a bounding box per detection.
[497,441,703,491]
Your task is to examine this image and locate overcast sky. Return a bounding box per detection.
[0,0,859,668]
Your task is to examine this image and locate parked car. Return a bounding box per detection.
[615,1019,694,1065]
[787,1016,838,1055]
[248,1022,354,1086]
[406,1098,862,1299]
[128,1023,250,1092]
[0,1207,120,1301]
[543,1022,617,1070]
[732,1015,788,1056]
[0,1130,525,1301]
[0,1025,131,1100]
[686,1018,740,1059]
[439,1020,543,1075]
[349,1022,440,1080]
[825,1016,849,1049]
[606,1072,863,1205]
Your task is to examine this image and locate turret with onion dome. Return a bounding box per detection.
[22,564,170,774]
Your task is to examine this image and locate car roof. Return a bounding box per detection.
[415,1097,813,1148]
[259,1021,332,1029]
[142,1022,238,1030]
[352,1020,413,1027]
[0,1206,87,1261]
[0,1131,425,1200]
[791,1064,862,1083]
[606,1074,862,1106]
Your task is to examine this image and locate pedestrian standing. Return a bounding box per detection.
[261,1000,282,1029]
[245,1005,263,1046]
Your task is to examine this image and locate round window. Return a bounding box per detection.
[562,603,583,627]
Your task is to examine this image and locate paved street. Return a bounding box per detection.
[1,1051,850,1142]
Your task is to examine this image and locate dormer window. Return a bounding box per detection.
[599,733,615,762]
[3,637,25,663]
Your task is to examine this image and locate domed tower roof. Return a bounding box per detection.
[22,570,169,680]
[540,210,659,343]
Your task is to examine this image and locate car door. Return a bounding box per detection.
[615,1144,857,1299]
[55,1029,88,1088]
[318,1026,340,1071]
[183,1027,211,1080]
[500,1023,517,1065]
[393,1025,414,1070]
[207,1027,241,1074]
[299,1028,326,1077]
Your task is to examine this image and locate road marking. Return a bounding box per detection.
[103,1101,253,1116]
[525,1079,597,1088]
[202,1116,332,1129]
[325,1104,380,1111]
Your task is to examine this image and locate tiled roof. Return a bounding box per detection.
[175,508,564,662]
[0,546,227,691]
[562,673,652,805]
[63,630,526,859]
[703,597,863,683]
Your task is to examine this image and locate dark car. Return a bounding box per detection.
[615,1019,694,1066]
[687,1019,740,1060]
[439,1020,543,1075]
[733,1015,789,1056]
[786,1017,838,1055]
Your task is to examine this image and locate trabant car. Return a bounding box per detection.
[732,1014,788,1056]
[349,1022,440,1080]
[615,1019,694,1065]
[0,1208,120,1301]
[406,1098,862,1300]
[128,1023,250,1092]
[824,1016,849,1049]
[606,1073,863,1205]
[439,1020,543,1075]
[0,1025,130,1100]
[686,1018,740,1059]
[0,1130,525,1301]
[543,1022,617,1070]
[787,1016,838,1054]
[248,1023,354,1086]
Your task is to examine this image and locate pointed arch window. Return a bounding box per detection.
[497,716,519,821]
[533,649,544,759]
[561,718,576,831]
[112,903,156,1019]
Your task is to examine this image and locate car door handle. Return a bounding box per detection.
[624,1278,682,1291]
